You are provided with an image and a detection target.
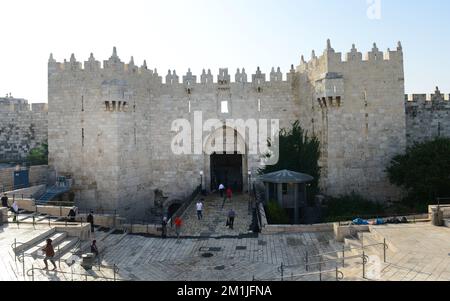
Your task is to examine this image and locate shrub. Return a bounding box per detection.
[266,201,290,224]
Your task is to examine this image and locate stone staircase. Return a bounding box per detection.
[169,193,253,238]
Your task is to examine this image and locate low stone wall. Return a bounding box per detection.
[5,185,46,199]
[333,223,370,242]
[122,223,161,236]
[55,224,91,241]
[429,205,450,218]
[261,223,334,235]
[0,165,49,192]
[0,207,8,224]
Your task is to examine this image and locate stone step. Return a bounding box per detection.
[25,232,68,258]
[13,228,57,254]
[444,219,450,228]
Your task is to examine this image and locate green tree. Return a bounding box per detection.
[259,121,321,198]
[266,201,290,224]
[27,143,48,166]
[386,138,450,206]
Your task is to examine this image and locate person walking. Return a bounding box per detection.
[161,216,168,239]
[174,216,182,239]
[227,209,236,230]
[1,194,8,208]
[87,211,95,233]
[196,199,204,220]
[218,184,225,198]
[42,239,57,271]
[222,187,233,209]
[11,200,19,222]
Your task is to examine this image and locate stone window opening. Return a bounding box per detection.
[336,96,341,106]
[257,87,262,93]
[81,95,84,112]
[105,101,110,111]
[82,128,85,147]
[258,98,261,112]
[118,101,122,111]
[123,102,127,111]
[188,100,191,113]
[221,101,229,114]
[112,101,116,111]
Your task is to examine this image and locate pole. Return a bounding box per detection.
[22,251,25,279]
[383,239,387,263]
[14,239,17,262]
[305,251,309,271]
[319,264,322,281]
[342,246,345,267]
[280,263,284,281]
[114,264,116,281]
[362,251,366,279]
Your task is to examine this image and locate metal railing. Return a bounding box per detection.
[27,263,120,281]
[253,262,345,282]
[169,185,202,227]
[1,180,48,194]
[304,239,388,271]
[437,197,450,207]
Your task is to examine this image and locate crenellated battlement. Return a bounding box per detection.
[297,40,403,74]
[49,47,296,86]
[405,87,450,107]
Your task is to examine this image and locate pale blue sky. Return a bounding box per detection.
[0,0,449,102]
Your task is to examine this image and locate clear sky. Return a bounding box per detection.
[0,0,449,103]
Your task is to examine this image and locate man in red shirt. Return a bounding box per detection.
[222,188,233,209]
[174,216,182,239]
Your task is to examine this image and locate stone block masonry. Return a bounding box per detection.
[44,40,449,219]
[0,96,48,161]
[405,87,450,146]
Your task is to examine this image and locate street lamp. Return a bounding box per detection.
[199,171,204,190]
[248,170,252,194]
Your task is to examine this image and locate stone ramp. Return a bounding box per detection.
[171,193,253,237]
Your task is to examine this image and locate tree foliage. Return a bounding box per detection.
[266,201,290,224]
[27,143,48,166]
[386,138,450,205]
[259,121,321,197]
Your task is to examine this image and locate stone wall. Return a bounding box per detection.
[0,97,48,161]
[406,88,450,146]
[297,41,406,201]
[47,41,446,218]
[0,165,50,192]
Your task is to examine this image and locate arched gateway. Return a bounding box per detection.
[203,126,249,193]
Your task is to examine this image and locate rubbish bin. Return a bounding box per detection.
[81,253,95,270]
[431,207,444,226]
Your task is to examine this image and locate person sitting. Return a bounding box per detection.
[91,240,99,257]
[67,207,77,222]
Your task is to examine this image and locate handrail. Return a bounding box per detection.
[254,266,344,282]
[26,263,121,281]
[169,185,202,227]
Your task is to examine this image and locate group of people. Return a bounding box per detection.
[41,238,99,271]
[2,193,20,222]
[160,183,237,239]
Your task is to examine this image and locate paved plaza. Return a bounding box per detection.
[1,195,450,281]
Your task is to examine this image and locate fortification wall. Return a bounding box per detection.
[48,50,302,217]
[405,88,450,146]
[0,98,48,161]
[298,41,406,201]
